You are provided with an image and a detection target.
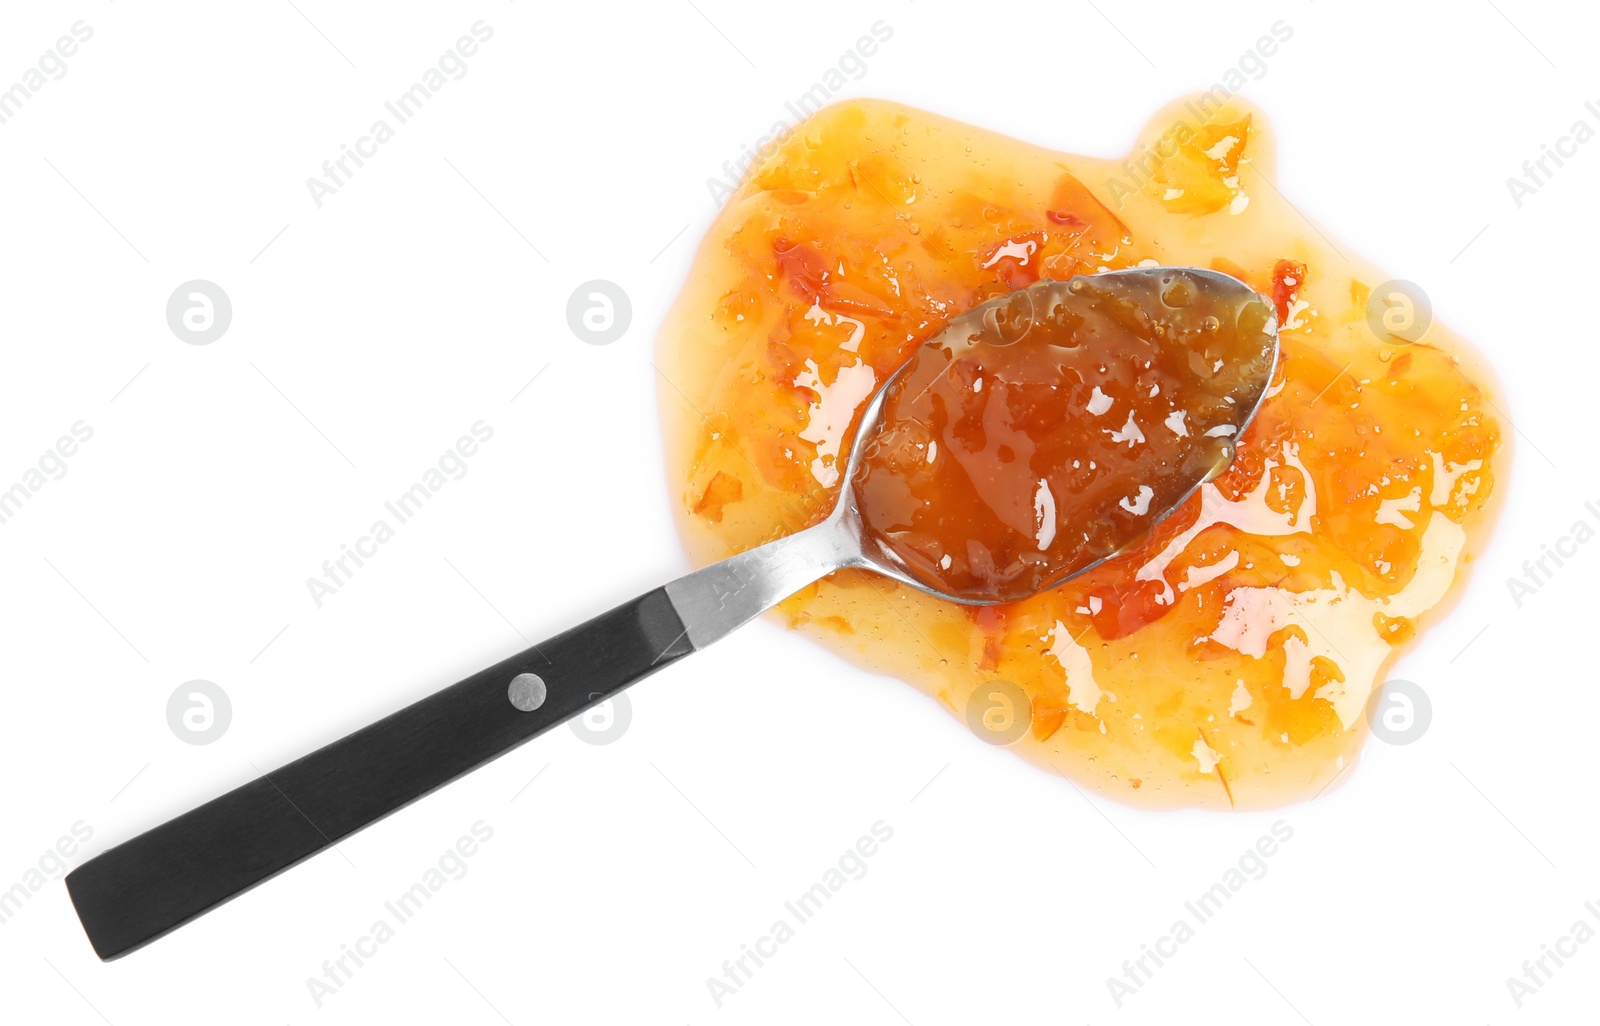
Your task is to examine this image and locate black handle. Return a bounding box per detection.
[65,587,694,960]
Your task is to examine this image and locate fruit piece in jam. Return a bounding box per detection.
[656,97,1506,809]
[856,270,1279,603]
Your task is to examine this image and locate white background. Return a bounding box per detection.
[0,1,1593,1023]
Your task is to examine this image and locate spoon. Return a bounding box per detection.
[65,267,1279,959]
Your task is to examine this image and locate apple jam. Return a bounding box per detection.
[854,270,1279,603]
[657,97,1506,808]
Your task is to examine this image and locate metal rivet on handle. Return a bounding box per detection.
[508,673,547,712]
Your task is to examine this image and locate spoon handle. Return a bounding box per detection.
[65,519,852,960]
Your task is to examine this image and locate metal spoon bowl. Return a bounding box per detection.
[670,265,1280,641]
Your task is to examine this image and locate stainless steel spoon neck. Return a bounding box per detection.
[662,501,869,651]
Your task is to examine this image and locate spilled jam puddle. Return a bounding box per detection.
[657,97,1506,808]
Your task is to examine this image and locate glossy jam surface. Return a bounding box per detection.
[657,98,1505,808]
[856,270,1279,602]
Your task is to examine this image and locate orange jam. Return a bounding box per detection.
[657,97,1506,808]
[855,270,1279,603]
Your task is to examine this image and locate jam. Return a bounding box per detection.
[657,97,1505,808]
[855,270,1279,603]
